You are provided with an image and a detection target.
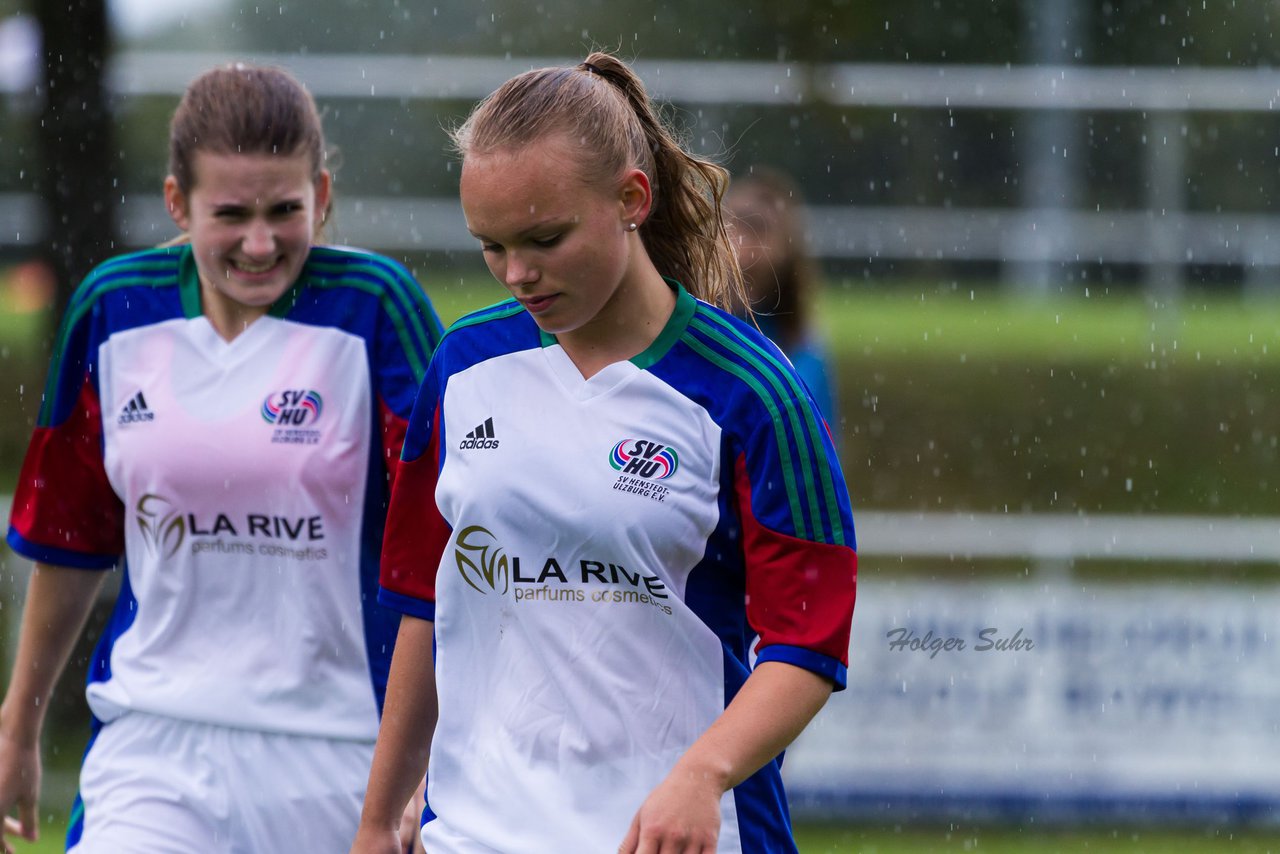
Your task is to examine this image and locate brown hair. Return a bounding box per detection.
[726,167,820,350]
[450,51,746,312]
[169,63,327,194]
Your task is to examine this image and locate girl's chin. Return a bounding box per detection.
[214,282,292,310]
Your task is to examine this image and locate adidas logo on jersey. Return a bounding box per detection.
[118,391,155,425]
[459,417,499,450]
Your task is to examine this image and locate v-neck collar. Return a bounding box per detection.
[177,245,302,356]
[538,279,695,401]
[186,311,280,362]
[537,278,696,367]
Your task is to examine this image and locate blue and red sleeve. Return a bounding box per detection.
[722,355,858,689]
[7,300,122,569]
[378,362,450,621]
[371,263,444,488]
[734,452,857,688]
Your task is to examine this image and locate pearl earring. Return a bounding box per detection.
[626,222,638,232]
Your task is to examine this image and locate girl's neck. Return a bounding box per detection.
[201,279,270,342]
[557,264,675,380]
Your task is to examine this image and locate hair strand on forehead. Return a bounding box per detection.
[168,63,326,195]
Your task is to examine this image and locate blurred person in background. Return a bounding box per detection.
[0,63,442,853]
[725,167,838,428]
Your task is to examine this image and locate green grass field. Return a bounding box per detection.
[817,285,1279,366]
[418,274,1280,366]
[8,819,1280,853]
[799,825,1280,853]
[4,272,1278,367]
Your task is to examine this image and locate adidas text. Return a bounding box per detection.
[459,437,499,450]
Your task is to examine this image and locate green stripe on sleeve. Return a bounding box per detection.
[681,333,810,541]
[42,262,181,426]
[295,253,441,382]
[689,313,846,546]
[445,299,525,336]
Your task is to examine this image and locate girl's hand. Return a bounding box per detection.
[0,732,40,854]
[618,661,834,853]
[349,824,404,854]
[618,763,722,854]
[397,776,427,854]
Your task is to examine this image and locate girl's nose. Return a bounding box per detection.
[242,220,276,257]
[504,253,538,287]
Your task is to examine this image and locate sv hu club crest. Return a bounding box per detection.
[609,439,679,480]
[261,389,323,426]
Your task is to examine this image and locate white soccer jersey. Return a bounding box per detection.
[8,245,442,740]
[380,285,857,852]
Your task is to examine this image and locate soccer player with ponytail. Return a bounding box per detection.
[356,52,856,854]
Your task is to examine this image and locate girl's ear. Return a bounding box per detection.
[163,176,190,232]
[313,169,333,232]
[618,168,653,229]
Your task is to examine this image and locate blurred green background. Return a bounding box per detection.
[4,0,1280,849]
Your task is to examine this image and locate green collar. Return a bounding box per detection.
[538,278,695,369]
[177,245,202,318]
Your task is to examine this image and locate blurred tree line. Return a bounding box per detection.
[1,0,113,314]
[5,0,1280,298]
[144,0,1280,216]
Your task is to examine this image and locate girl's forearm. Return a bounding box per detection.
[0,563,107,743]
[671,660,834,792]
[357,615,439,831]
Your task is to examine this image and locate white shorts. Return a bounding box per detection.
[68,711,374,854]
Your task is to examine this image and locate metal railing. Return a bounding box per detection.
[6,501,1277,690]
[4,494,1277,809]
[4,53,1280,287]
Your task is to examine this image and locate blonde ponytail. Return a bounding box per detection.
[451,51,747,312]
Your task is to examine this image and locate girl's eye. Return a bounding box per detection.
[480,242,503,254]
[261,201,306,219]
[532,235,562,248]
